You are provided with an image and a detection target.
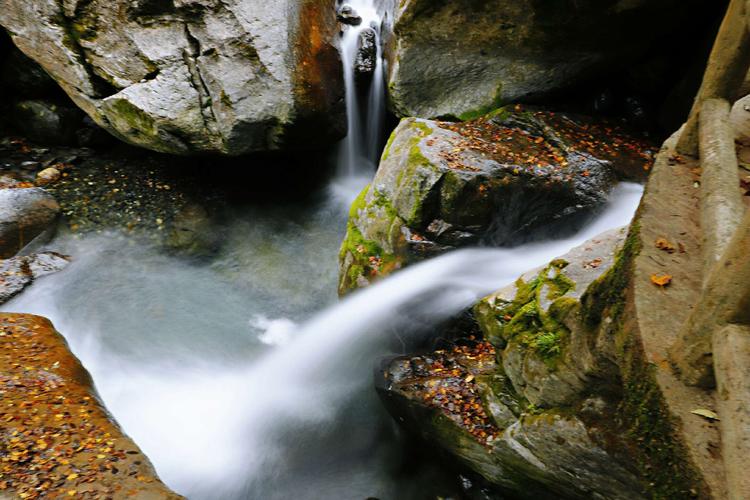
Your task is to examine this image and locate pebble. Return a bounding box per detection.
[35,167,61,186]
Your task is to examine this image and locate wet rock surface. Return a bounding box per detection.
[355,28,377,78]
[338,106,655,294]
[0,187,60,259]
[378,228,647,499]
[0,0,345,155]
[0,313,182,499]
[0,253,70,305]
[384,0,720,120]
[337,5,362,26]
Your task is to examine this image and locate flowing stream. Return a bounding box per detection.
[2,1,647,497]
[2,182,642,498]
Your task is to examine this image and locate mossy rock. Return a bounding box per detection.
[337,107,651,294]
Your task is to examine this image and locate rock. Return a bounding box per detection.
[0,0,345,155]
[338,107,654,294]
[76,116,116,148]
[384,0,718,119]
[474,227,627,407]
[376,228,647,498]
[0,252,70,304]
[35,167,61,186]
[10,100,84,145]
[0,46,59,98]
[0,187,60,258]
[337,5,362,26]
[355,28,377,78]
[0,313,183,499]
[166,203,218,256]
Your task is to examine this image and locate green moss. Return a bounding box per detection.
[348,184,371,221]
[575,219,708,498]
[580,221,641,328]
[456,83,505,121]
[478,260,576,363]
[381,128,398,162]
[108,99,157,137]
[338,213,400,295]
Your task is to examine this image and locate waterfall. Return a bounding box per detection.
[337,0,386,178]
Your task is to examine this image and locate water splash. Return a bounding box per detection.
[2,183,643,498]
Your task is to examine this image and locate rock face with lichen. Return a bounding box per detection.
[0,0,345,155]
[384,0,711,119]
[338,107,653,295]
[378,228,646,498]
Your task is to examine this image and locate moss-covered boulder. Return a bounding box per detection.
[384,0,717,119]
[377,133,716,498]
[338,107,654,294]
[377,228,648,498]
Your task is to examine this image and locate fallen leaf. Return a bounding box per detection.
[651,274,672,287]
[655,238,676,254]
[691,409,720,421]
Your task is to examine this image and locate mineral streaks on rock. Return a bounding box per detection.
[0,313,183,499]
[0,0,346,155]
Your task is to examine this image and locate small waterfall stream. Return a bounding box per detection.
[337,0,386,177]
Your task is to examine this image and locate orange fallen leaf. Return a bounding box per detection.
[655,238,676,253]
[651,274,672,287]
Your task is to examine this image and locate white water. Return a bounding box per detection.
[337,0,386,177]
[2,182,643,498]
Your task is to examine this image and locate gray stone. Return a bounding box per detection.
[0,252,70,304]
[337,5,362,26]
[0,0,345,155]
[377,227,647,498]
[0,188,60,258]
[384,0,712,119]
[10,100,83,145]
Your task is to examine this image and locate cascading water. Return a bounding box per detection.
[337,0,386,178]
[1,2,648,497]
[2,182,643,499]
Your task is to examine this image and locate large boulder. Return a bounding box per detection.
[376,228,643,498]
[384,0,715,119]
[0,313,182,499]
[338,106,654,294]
[0,0,345,155]
[0,187,60,258]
